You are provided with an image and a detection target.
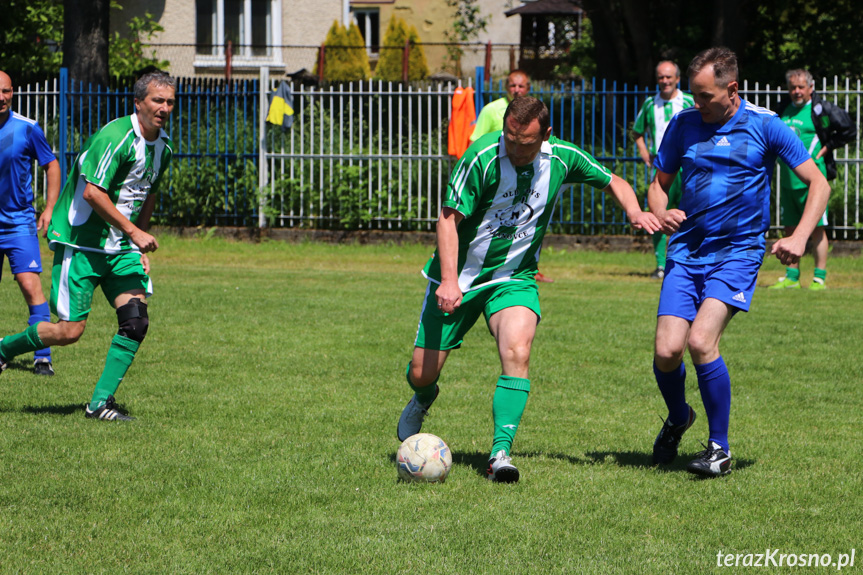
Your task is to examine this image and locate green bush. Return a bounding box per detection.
[374,16,428,82]
[314,20,370,83]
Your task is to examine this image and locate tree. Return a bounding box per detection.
[375,17,428,82]
[315,20,370,83]
[63,0,110,86]
[580,0,863,86]
[1,0,64,82]
[444,0,488,77]
[109,10,170,81]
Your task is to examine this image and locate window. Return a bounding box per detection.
[352,8,379,55]
[196,0,283,64]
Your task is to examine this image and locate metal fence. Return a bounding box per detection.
[12,69,863,238]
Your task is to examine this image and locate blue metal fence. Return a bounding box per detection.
[14,68,862,237]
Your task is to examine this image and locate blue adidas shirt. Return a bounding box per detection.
[0,112,57,236]
[654,99,810,265]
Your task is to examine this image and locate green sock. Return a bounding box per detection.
[652,233,667,269]
[89,335,140,410]
[406,362,438,405]
[786,267,800,282]
[491,375,530,456]
[0,324,45,360]
[814,268,827,282]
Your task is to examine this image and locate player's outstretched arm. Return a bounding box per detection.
[771,158,830,265]
[648,170,686,235]
[604,174,661,233]
[82,183,159,253]
[37,160,61,236]
[435,207,464,314]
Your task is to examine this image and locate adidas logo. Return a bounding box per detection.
[732,292,746,303]
[28,260,39,269]
[717,136,731,146]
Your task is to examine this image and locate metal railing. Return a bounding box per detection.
[11,70,863,238]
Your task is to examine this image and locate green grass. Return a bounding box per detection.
[1,236,861,574]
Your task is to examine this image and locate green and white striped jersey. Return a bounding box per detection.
[779,101,825,192]
[633,91,694,154]
[48,114,173,253]
[423,131,613,292]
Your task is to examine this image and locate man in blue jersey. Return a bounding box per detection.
[647,48,830,477]
[0,70,60,375]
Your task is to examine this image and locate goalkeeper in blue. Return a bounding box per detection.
[396,96,661,482]
[647,48,830,477]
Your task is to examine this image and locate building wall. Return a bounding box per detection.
[114,0,344,77]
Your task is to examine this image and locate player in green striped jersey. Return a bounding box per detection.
[397,97,661,482]
[0,71,175,421]
[632,61,694,280]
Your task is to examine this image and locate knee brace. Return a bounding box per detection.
[116,298,149,343]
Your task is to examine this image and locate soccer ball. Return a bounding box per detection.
[397,433,452,483]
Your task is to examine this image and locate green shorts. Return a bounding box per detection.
[51,244,152,322]
[414,280,541,351]
[780,186,828,228]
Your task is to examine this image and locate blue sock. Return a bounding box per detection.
[695,357,731,452]
[28,303,52,362]
[654,360,689,425]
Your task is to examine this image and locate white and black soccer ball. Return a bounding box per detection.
[397,433,452,483]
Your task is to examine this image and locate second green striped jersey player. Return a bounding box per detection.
[397,97,660,483]
[0,71,176,423]
[48,113,172,253]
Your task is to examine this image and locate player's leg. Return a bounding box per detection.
[769,191,804,289]
[398,281,481,440]
[651,233,667,279]
[86,252,151,421]
[685,297,735,476]
[0,245,91,372]
[484,283,540,482]
[4,234,54,373]
[651,261,699,464]
[811,224,828,290]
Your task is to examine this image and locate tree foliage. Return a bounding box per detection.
[581,0,863,86]
[375,16,428,82]
[109,5,170,81]
[443,0,488,76]
[1,0,64,82]
[315,20,371,83]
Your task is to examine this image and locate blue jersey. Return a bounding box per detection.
[654,99,810,265]
[0,112,56,236]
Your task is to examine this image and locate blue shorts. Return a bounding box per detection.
[657,259,761,321]
[0,234,43,280]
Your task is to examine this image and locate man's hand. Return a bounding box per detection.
[130,229,159,253]
[37,208,53,237]
[140,253,151,274]
[435,279,462,314]
[657,209,687,235]
[771,235,807,266]
[629,210,662,234]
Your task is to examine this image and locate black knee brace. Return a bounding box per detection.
[117,298,149,343]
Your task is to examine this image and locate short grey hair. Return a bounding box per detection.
[785,69,814,88]
[134,71,176,101]
[657,60,681,79]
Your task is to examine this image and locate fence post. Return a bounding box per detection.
[59,67,68,184]
[318,44,325,83]
[474,66,485,114]
[484,42,492,83]
[402,40,410,83]
[258,67,269,229]
[226,40,233,83]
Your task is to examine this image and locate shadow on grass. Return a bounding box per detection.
[20,404,85,416]
[585,449,755,476]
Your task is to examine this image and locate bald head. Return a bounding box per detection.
[0,71,13,122]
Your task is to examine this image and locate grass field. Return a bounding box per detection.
[1,235,861,574]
